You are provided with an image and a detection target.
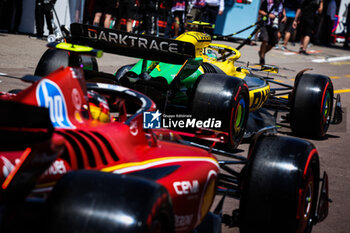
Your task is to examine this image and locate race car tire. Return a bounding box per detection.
[115,64,136,86]
[46,170,174,233]
[84,69,119,84]
[239,135,320,233]
[34,49,98,77]
[8,89,22,94]
[191,73,249,150]
[290,73,334,138]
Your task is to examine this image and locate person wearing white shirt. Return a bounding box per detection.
[202,0,224,35]
[189,0,206,21]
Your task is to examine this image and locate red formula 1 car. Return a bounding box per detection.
[0,47,329,233]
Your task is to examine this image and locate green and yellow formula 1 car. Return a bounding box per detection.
[35,23,342,149]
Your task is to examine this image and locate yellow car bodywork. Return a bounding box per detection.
[177,31,270,112]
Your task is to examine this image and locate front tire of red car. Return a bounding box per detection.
[239,135,320,233]
[46,170,174,233]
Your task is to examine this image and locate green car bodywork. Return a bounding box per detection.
[129,58,204,105]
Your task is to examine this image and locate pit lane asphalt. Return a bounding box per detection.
[1,33,349,233]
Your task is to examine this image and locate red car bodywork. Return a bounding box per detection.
[0,66,219,233]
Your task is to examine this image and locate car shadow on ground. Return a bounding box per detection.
[276,128,340,141]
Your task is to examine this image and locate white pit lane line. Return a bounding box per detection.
[0,72,5,83]
[283,52,296,55]
[312,55,350,63]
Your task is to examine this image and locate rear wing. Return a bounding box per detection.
[1,138,63,203]
[0,100,63,202]
[69,23,195,64]
[0,100,53,149]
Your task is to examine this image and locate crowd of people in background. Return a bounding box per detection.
[257,0,349,64]
[0,0,23,34]
[84,0,349,65]
[0,0,349,64]
[86,0,224,37]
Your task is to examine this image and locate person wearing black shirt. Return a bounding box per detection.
[93,0,117,28]
[116,0,137,32]
[35,0,56,38]
[139,0,159,35]
[294,0,323,54]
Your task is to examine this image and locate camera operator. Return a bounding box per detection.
[258,0,286,65]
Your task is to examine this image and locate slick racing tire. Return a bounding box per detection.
[239,135,320,233]
[8,89,22,94]
[290,73,334,138]
[192,73,249,150]
[34,49,98,77]
[115,64,136,86]
[47,170,174,233]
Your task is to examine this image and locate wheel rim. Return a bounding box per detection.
[297,169,315,233]
[303,182,313,219]
[234,97,246,134]
[322,90,331,125]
